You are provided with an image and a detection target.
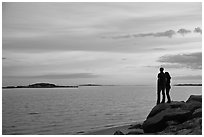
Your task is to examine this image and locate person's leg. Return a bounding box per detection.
[166,88,171,103]
[161,88,165,103]
[157,89,161,105]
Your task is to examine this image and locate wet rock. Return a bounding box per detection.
[114,130,124,135]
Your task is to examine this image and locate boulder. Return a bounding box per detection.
[147,101,186,119]
[186,95,202,103]
[142,108,191,133]
[147,103,170,119]
[141,95,202,134]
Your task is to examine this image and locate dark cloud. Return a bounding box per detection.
[108,27,201,39]
[174,75,202,80]
[177,28,191,36]
[134,30,176,38]
[151,30,176,38]
[2,57,6,60]
[158,52,202,69]
[194,27,202,34]
[112,30,176,39]
[5,73,99,79]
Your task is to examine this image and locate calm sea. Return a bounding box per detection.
[2,85,202,135]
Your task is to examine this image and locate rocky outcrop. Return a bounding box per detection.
[113,95,202,135]
[186,95,202,103]
[142,107,192,133]
[158,117,202,135]
[142,95,202,134]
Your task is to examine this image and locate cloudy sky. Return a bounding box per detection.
[2,2,202,86]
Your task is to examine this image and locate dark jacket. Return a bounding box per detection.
[165,75,171,89]
[157,72,166,89]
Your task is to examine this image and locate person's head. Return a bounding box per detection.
[165,72,170,77]
[159,67,164,72]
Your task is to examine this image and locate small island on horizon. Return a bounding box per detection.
[2,83,114,89]
[2,83,79,89]
[174,84,202,86]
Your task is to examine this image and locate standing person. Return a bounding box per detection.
[157,67,166,105]
[165,72,171,103]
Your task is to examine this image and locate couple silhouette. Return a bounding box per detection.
[157,67,171,105]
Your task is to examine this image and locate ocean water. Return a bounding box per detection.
[2,85,202,135]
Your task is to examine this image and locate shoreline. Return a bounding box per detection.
[83,121,143,135]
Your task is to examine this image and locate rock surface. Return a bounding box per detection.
[114,95,202,135]
[186,95,202,103]
[143,108,192,133]
[142,95,202,134]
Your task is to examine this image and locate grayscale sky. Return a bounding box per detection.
[2,2,202,86]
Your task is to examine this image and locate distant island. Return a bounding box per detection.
[3,83,117,89]
[78,84,103,86]
[174,84,202,86]
[3,83,78,89]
